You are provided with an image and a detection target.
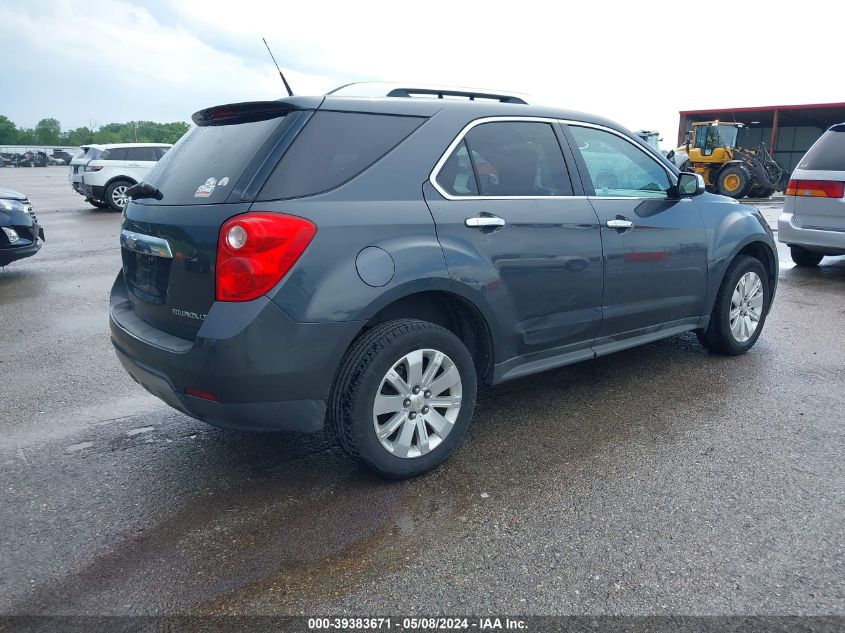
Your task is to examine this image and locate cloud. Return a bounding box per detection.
[1,0,842,148]
[0,0,340,130]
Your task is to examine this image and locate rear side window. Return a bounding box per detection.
[799,126,845,171]
[102,147,127,161]
[143,115,285,205]
[126,147,160,162]
[258,111,425,200]
[441,121,573,197]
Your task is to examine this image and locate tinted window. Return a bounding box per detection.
[143,115,285,205]
[126,147,160,161]
[462,121,572,196]
[155,147,169,160]
[436,140,478,196]
[101,147,127,161]
[259,111,425,200]
[799,126,845,171]
[569,126,670,198]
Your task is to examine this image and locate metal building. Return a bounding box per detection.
[677,102,845,173]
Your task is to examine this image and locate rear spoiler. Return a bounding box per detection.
[192,98,323,126]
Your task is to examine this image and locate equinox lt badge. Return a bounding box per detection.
[171,309,207,321]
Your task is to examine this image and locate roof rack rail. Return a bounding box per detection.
[385,87,528,104]
[326,82,529,104]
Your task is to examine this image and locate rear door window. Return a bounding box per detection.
[258,111,425,200]
[436,140,479,196]
[798,125,845,171]
[452,121,574,197]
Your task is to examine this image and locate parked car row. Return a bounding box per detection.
[69,143,171,211]
[0,150,48,167]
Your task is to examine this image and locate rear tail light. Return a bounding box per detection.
[785,179,845,198]
[215,212,316,302]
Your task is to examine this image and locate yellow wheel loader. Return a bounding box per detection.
[669,121,786,199]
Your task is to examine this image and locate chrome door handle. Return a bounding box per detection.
[465,215,506,228]
[606,218,634,229]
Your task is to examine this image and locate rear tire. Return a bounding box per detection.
[105,180,131,212]
[328,319,477,479]
[697,255,770,356]
[790,246,824,267]
[86,198,109,209]
[716,165,752,198]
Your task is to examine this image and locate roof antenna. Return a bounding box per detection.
[262,37,293,97]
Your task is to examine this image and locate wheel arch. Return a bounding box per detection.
[104,175,137,190]
[705,236,777,320]
[353,284,496,383]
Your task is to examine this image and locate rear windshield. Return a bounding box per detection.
[799,125,845,171]
[80,148,103,161]
[142,116,285,205]
[257,111,425,200]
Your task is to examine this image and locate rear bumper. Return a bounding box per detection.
[109,273,361,433]
[778,212,845,254]
[85,184,106,200]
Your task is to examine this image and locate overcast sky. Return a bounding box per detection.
[1,0,842,148]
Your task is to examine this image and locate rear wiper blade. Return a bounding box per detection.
[126,182,163,201]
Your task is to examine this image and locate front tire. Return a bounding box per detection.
[328,319,477,479]
[105,180,131,212]
[790,246,823,267]
[697,255,770,355]
[716,165,752,198]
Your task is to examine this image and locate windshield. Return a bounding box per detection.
[695,124,739,152]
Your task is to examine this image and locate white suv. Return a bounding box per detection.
[71,143,171,211]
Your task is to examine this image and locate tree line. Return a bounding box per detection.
[0,115,190,147]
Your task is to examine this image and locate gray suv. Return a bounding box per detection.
[109,85,778,478]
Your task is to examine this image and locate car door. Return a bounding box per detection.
[124,146,159,182]
[424,118,604,379]
[561,123,707,350]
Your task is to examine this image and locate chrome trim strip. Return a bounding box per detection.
[120,229,173,259]
[428,116,677,202]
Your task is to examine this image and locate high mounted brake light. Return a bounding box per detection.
[215,212,316,302]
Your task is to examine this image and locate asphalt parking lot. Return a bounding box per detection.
[1,167,843,617]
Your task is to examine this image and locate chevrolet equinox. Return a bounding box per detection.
[109,84,778,478]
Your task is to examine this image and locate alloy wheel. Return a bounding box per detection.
[112,185,129,209]
[372,348,462,459]
[730,271,763,342]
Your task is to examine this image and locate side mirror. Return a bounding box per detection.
[676,171,705,197]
